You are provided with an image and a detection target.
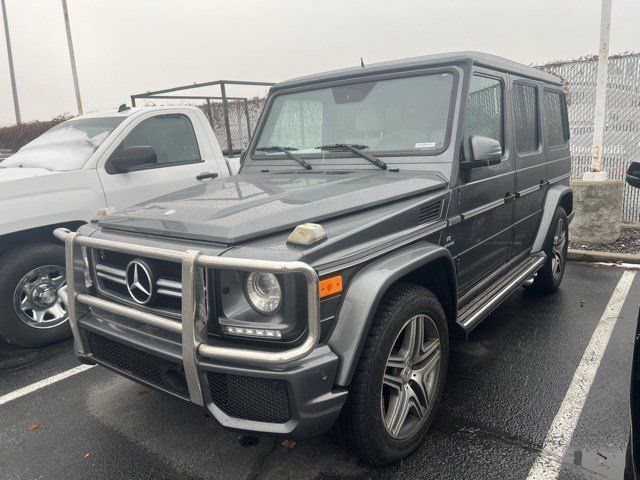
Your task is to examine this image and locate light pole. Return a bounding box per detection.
[585,0,612,181]
[1,0,21,124]
[61,0,82,115]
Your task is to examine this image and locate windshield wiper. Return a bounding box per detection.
[316,143,387,170]
[254,146,312,170]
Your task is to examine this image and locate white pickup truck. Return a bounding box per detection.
[0,105,238,348]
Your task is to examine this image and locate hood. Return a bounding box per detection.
[100,170,447,244]
[0,167,55,182]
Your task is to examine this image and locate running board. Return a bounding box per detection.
[457,254,546,334]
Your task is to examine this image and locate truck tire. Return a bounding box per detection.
[0,243,71,348]
[532,207,568,293]
[334,283,449,465]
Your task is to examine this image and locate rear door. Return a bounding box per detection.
[97,110,218,209]
[511,79,546,254]
[542,89,572,187]
[457,71,516,294]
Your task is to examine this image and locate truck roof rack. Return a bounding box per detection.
[130,80,275,156]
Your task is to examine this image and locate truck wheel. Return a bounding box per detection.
[335,283,449,465]
[0,244,71,348]
[532,207,568,293]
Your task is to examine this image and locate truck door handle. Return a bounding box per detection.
[504,192,515,202]
[196,172,218,181]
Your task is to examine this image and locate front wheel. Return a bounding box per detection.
[532,207,568,293]
[334,283,449,465]
[0,243,71,348]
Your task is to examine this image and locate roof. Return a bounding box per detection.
[275,51,562,90]
[77,105,200,119]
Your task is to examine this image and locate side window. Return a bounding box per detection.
[512,83,539,154]
[463,75,503,160]
[543,91,568,147]
[120,114,201,165]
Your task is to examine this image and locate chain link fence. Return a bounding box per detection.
[199,98,266,153]
[538,53,640,223]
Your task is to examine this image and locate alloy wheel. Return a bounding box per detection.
[381,314,442,439]
[551,218,567,280]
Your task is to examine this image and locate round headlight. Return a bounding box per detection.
[245,272,282,315]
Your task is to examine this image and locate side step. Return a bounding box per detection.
[457,253,546,334]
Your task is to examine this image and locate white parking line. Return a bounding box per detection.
[0,364,95,407]
[526,270,637,480]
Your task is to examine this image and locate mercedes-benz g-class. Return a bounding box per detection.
[55,52,573,464]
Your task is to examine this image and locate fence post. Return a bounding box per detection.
[244,99,251,139]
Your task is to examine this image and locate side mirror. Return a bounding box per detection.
[107,145,158,173]
[626,161,640,189]
[462,136,503,169]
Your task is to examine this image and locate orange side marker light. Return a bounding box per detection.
[319,275,343,299]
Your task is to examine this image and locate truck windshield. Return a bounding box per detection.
[253,72,454,161]
[1,116,126,171]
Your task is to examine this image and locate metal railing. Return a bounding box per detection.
[54,227,320,406]
[131,80,273,155]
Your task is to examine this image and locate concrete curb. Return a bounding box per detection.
[568,248,640,265]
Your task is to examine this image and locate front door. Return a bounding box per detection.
[457,72,516,295]
[98,111,210,209]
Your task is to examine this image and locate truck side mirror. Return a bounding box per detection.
[462,136,503,169]
[107,146,158,173]
[626,161,640,189]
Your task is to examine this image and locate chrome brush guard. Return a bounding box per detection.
[53,228,320,406]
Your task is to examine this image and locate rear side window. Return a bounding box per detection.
[512,83,539,153]
[544,92,568,147]
[464,75,503,160]
[121,114,201,165]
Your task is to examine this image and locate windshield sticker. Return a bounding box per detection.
[415,142,437,149]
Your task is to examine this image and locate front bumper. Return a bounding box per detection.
[54,228,347,438]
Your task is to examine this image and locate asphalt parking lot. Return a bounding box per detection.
[1,262,639,480]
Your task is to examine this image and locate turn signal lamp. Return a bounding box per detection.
[319,274,343,299]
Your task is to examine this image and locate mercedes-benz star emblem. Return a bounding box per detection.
[125,260,154,305]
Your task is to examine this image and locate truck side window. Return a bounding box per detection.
[121,114,201,165]
[543,91,569,147]
[512,83,539,153]
[463,75,503,160]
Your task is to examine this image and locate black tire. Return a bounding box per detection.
[532,207,568,293]
[0,243,71,348]
[334,283,449,465]
[624,436,635,480]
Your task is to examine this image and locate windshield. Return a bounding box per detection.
[253,72,454,160]
[1,116,126,171]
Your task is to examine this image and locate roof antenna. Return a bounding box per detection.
[360,57,365,68]
[118,103,130,112]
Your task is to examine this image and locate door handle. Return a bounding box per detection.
[504,192,515,202]
[196,172,218,181]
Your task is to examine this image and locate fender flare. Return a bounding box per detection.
[327,242,456,386]
[531,185,573,254]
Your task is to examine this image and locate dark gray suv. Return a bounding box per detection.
[55,52,573,464]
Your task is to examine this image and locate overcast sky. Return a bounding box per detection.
[1,0,638,126]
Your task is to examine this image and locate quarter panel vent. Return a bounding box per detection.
[418,200,443,224]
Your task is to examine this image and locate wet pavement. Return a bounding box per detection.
[1,262,639,480]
